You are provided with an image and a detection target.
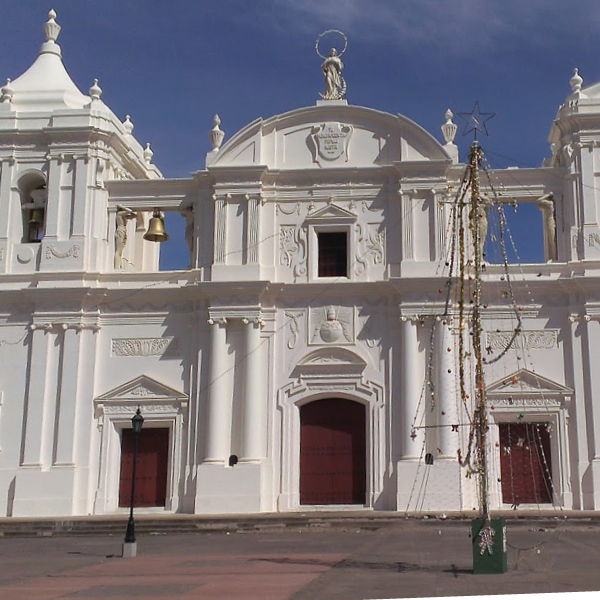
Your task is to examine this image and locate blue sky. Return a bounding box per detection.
[3,1,598,268]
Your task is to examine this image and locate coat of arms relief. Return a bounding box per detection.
[309,305,354,345]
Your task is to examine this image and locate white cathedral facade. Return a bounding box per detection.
[0,12,599,518]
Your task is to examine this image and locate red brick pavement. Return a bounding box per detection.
[0,553,348,600]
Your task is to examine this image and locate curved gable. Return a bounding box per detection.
[210,104,450,171]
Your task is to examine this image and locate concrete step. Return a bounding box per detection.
[0,509,596,537]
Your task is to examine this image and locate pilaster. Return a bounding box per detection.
[21,326,53,466]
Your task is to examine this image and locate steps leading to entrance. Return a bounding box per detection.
[0,510,599,537]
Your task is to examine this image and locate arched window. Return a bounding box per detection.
[18,173,47,243]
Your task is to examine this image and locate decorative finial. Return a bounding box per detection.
[89,79,102,101]
[123,115,134,135]
[441,109,458,144]
[1,78,14,103]
[570,68,583,93]
[316,30,348,100]
[143,142,154,165]
[456,101,495,141]
[209,114,225,150]
[44,9,61,44]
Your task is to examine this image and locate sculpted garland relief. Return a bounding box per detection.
[284,310,304,349]
[45,244,80,259]
[112,337,179,357]
[492,397,561,408]
[486,330,558,350]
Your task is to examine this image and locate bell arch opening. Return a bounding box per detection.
[17,171,47,243]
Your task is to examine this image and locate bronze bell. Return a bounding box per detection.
[28,208,44,226]
[144,209,169,242]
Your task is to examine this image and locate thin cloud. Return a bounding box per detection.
[262,0,600,53]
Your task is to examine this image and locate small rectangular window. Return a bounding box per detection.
[318,231,347,277]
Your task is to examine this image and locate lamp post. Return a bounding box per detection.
[123,407,144,558]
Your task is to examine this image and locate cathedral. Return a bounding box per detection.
[0,11,598,518]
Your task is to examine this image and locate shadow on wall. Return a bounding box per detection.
[6,476,15,517]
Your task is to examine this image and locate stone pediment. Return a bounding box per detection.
[305,202,357,223]
[96,375,188,402]
[209,105,451,170]
[293,347,367,378]
[486,369,572,398]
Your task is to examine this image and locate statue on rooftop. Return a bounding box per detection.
[316,30,347,100]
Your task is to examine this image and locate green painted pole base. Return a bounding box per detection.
[472,518,508,574]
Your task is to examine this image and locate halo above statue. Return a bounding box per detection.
[315,30,348,59]
[316,30,348,101]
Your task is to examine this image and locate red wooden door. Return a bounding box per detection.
[499,422,552,505]
[300,398,366,505]
[119,427,169,507]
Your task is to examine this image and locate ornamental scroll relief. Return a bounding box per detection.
[486,330,558,350]
[354,223,385,275]
[112,337,179,357]
[280,225,307,282]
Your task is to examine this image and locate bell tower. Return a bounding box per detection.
[0,10,161,276]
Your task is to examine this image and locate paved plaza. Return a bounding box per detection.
[0,518,599,599]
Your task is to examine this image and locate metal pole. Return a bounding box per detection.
[124,426,140,544]
[468,141,490,521]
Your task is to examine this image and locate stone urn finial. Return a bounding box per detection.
[1,78,14,103]
[89,79,102,101]
[210,114,225,151]
[441,109,458,144]
[123,115,134,135]
[44,9,61,44]
[144,142,154,165]
[571,68,583,93]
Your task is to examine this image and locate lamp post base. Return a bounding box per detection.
[472,518,508,574]
[122,541,137,558]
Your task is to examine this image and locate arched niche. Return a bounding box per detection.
[16,170,47,243]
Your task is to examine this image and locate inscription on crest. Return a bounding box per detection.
[311,122,353,165]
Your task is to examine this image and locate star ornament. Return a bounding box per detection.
[457,101,496,140]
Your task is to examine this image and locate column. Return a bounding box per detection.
[400,317,423,458]
[203,318,230,463]
[22,326,52,466]
[54,326,81,465]
[436,317,458,458]
[241,318,266,461]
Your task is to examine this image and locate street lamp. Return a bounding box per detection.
[123,407,144,557]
